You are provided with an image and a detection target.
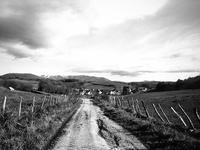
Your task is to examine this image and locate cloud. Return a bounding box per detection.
[0,0,77,59]
[164,69,197,73]
[0,0,170,59]
[2,47,30,59]
[168,53,181,58]
[0,42,34,59]
[110,71,140,77]
[72,67,198,78]
[72,68,156,77]
[71,69,105,74]
[0,0,52,49]
[86,0,168,28]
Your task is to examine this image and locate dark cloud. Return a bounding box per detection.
[2,47,31,59]
[72,68,155,77]
[110,71,140,77]
[157,0,200,27]
[110,70,155,77]
[0,42,32,59]
[164,69,197,73]
[151,0,200,43]
[0,0,73,51]
[116,0,200,49]
[0,17,46,49]
[0,0,74,58]
[169,53,181,58]
[72,68,198,77]
[0,1,48,49]
[71,69,104,74]
[111,69,197,76]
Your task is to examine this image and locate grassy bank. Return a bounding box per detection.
[123,89,200,128]
[92,97,200,150]
[0,87,81,150]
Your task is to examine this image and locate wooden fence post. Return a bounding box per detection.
[58,96,60,103]
[54,96,57,105]
[117,98,120,107]
[19,97,23,117]
[48,96,51,106]
[41,96,46,109]
[121,97,123,107]
[178,103,196,130]
[158,104,171,124]
[171,106,187,127]
[152,104,165,122]
[111,97,114,105]
[132,98,136,114]
[127,99,132,109]
[116,98,119,107]
[55,96,57,104]
[136,99,141,115]
[141,101,150,118]
[52,97,54,105]
[46,97,49,106]
[115,97,118,107]
[193,108,200,126]
[32,97,35,113]
[2,96,7,115]
[59,96,61,103]
[119,98,122,107]
[50,95,52,105]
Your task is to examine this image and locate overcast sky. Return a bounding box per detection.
[0,0,200,82]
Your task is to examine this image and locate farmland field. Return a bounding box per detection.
[123,89,200,129]
[0,86,44,112]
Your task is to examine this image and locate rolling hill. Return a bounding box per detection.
[66,75,110,82]
[0,73,41,80]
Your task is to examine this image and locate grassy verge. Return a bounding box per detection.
[0,90,81,150]
[92,97,200,150]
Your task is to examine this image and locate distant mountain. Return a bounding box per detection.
[41,75,65,80]
[0,73,41,80]
[41,75,110,82]
[67,75,110,82]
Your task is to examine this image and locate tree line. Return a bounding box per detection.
[0,78,83,94]
[155,75,200,92]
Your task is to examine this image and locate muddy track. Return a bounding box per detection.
[50,98,146,150]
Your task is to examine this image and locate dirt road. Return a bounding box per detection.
[52,98,146,150]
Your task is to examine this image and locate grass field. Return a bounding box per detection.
[83,81,128,90]
[93,90,200,150]
[120,89,200,129]
[0,87,81,149]
[0,78,39,90]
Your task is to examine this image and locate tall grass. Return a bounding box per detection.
[0,94,81,150]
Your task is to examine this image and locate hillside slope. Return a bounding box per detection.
[0,73,41,80]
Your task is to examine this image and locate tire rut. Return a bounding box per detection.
[96,116,147,149]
